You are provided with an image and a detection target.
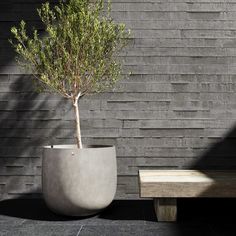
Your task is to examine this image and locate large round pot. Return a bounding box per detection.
[42,145,117,216]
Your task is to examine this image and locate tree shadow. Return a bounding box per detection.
[0,0,55,73]
[0,74,74,200]
[0,0,75,200]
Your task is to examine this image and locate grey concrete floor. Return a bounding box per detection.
[0,199,235,236]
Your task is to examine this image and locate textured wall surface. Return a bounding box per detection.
[1,0,236,200]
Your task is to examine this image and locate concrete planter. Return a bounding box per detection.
[42,145,117,216]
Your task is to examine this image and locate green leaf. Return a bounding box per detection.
[10,0,130,100]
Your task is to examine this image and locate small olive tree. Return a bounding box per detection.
[10,0,129,148]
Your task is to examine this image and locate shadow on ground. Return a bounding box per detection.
[0,199,156,222]
[0,198,235,224]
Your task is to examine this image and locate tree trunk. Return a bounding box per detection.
[73,97,83,149]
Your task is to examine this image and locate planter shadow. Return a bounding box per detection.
[0,197,97,221]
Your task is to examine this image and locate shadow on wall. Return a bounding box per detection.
[190,124,236,198]
[0,76,74,199]
[0,1,48,73]
[193,124,236,170]
[0,0,75,200]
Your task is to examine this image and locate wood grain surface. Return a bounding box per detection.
[139,170,236,198]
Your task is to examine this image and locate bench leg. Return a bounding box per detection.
[154,198,177,222]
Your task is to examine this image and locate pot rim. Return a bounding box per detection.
[43,144,115,150]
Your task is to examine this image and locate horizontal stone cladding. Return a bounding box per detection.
[0,0,236,199]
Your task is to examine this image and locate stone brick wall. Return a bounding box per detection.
[0,0,236,199]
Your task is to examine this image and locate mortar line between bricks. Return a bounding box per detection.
[76,225,83,236]
[18,219,27,226]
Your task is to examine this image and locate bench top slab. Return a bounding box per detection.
[139,170,236,198]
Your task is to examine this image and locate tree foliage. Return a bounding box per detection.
[10,0,129,148]
[10,0,130,102]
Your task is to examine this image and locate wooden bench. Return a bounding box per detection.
[139,170,236,222]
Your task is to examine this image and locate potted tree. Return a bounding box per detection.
[10,0,129,216]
